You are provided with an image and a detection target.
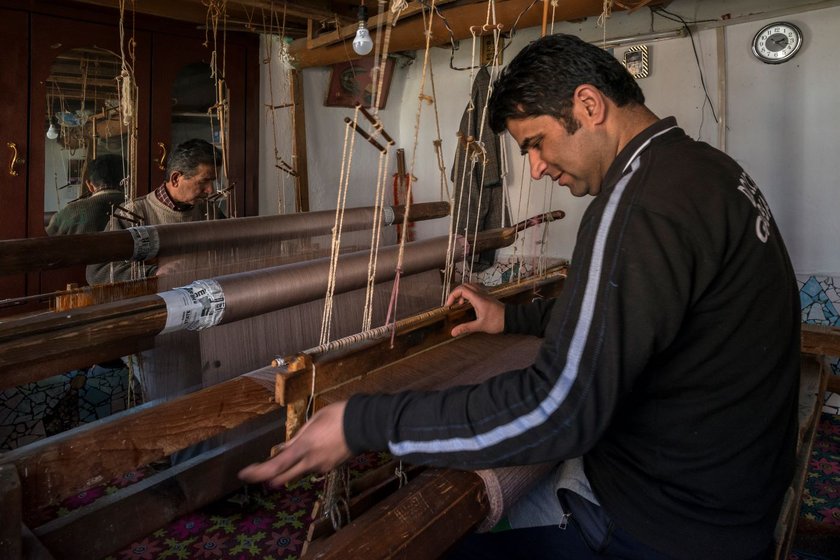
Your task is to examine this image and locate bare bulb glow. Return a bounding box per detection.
[352,23,373,56]
[46,123,59,140]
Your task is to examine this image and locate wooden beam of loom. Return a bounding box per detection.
[304,469,489,560]
[31,421,282,560]
[289,0,670,68]
[0,201,449,275]
[0,367,279,525]
[275,269,567,408]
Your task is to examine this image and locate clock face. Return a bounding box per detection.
[752,22,803,64]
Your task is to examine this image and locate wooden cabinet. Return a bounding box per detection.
[0,8,29,301]
[0,1,259,301]
[149,33,254,218]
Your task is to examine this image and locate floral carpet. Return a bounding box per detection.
[801,413,840,527]
[41,414,840,559]
[50,451,392,560]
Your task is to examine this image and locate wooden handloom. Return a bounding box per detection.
[0,200,571,558]
[0,268,566,559]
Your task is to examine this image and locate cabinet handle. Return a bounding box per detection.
[156,141,167,171]
[7,142,25,177]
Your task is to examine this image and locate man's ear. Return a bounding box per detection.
[85,180,96,194]
[167,170,182,188]
[574,84,606,124]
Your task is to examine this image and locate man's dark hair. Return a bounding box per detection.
[87,153,125,191]
[488,34,645,134]
[164,138,221,179]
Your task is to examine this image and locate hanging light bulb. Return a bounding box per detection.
[46,119,59,140]
[352,4,373,56]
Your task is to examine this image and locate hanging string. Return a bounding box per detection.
[320,108,361,346]
[116,0,142,402]
[203,0,233,216]
[362,148,391,330]
[382,0,437,344]
[598,0,613,46]
[447,4,504,287]
[262,4,296,215]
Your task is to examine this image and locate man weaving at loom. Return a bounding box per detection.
[46,153,126,236]
[240,34,800,560]
[87,138,225,284]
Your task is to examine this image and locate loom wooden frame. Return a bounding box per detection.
[0,271,565,558]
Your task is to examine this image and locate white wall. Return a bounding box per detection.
[259,36,411,214]
[259,0,840,275]
[724,7,840,276]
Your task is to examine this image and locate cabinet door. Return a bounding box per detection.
[0,8,29,300]
[29,15,151,294]
[149,33,247,217]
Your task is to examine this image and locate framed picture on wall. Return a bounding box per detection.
[324,57,395,109]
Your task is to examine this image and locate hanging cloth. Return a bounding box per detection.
[451,66,506,271]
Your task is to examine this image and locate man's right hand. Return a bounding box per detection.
[445,283,505,337]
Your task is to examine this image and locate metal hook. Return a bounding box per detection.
[7,142,24,177]
[155,141,167,171]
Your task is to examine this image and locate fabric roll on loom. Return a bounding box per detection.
[0,201,450,275]
[0,234,470,385]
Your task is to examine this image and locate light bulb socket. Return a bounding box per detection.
[357,4,368,22]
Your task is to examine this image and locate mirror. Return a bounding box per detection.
[169,62,229,213]
[44,47,126,234]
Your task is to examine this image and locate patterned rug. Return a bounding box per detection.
[791,413,840,560]
[32,413,838,559]
[50,452,393,560]
[800,413,840,527]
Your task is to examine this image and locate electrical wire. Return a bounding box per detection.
[651,6,720,127]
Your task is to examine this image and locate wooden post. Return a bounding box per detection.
[290,69,310,212]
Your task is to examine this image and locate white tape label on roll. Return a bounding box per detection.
[382,205,395,226]
[159,279,226,334]
[127,225,161,261]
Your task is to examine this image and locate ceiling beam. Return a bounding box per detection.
[289,0,665,68]
[71,0,211,24]
[231,0,339,24]
[303,0,457,51]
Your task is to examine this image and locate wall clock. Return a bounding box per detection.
[752,22,803,64]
